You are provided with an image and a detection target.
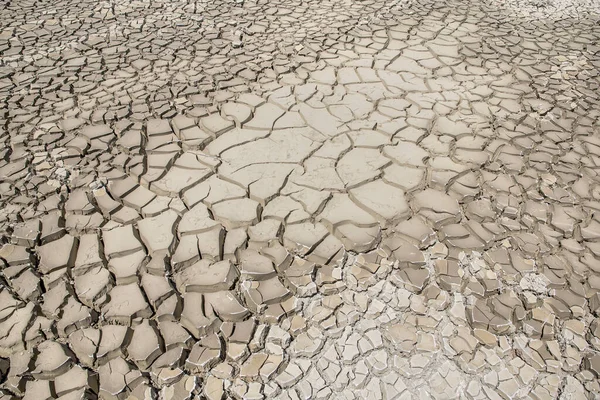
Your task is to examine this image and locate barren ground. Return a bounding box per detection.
[1,0,600,398]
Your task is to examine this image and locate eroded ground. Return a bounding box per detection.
[1,0,600,398]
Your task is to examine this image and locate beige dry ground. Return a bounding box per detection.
[1,0,600,398]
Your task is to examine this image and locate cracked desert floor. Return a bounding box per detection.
[1,0,600,398]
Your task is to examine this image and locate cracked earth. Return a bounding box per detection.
[1,0,600,398]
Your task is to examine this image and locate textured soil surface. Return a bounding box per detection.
[1,0,600,398]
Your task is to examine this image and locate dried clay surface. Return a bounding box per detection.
[1,0,600,398]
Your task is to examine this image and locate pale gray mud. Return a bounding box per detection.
[1,0,600,398]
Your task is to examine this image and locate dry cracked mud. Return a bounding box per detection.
[1,0,600,398]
